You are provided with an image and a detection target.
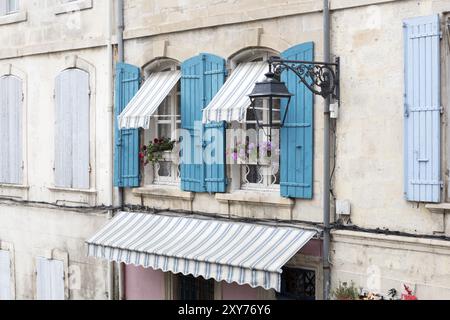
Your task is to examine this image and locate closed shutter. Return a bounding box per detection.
[36,257,64,300]
[0,75,22,185]
[404,15,441,202]
[54,69,90,189]
[0,250,11,300]
[0,1,6,16]
[202,54,227,193]
[114,63,141,187]
[181,55,206,192]
[7,0,18,13]
[181,54,226,192]
[280,42,314,199]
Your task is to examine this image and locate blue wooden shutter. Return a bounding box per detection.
[280,42,314,199]
[404,15,441,202]
[181,55,205,192]
[202,54,227,193]
[114,63,140,187]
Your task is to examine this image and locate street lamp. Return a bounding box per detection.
[248,56,340,139]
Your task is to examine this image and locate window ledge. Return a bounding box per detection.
[0,183,29,190]
[0,11,27,26]
[55,0,93,15]
[215,190,293,207]
[425,203,450,214]
[133,185,194,200]
[47,186,97,194]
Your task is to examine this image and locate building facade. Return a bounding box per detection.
[0,0,450,300]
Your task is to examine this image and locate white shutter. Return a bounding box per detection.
[36,257,64,300]
[55,69,90,189]
[0,75,23,185]
[7,0,18,13]
[0,250,11,300]
[71,69,90,189]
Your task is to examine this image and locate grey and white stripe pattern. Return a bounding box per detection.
[86,211,316,291]
[118,71,181,129]
[202,62,268,124]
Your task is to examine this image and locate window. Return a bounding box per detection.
[175,274,215,300]
[0,250,11,300]
[276,267,316,300]
[0,0,18,16]
[36,257,65,300]
[142,62,181,186]
[229,50,280,191]
[0,75,23,185]
[54,68,90,189]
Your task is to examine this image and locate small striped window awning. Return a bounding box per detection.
[202,61,268,123]
[118,70,181,129]
[86,211,316,292]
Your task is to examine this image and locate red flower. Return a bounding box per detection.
[139,152,144,159]
[154,138,159,144]
[142,145,147,151]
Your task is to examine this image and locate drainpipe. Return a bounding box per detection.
[116,0,126,301]
[322,0,332,300]
[106,0,115,301]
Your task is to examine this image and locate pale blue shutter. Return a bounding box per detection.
[202,54,227,193]
[280,42,314,199]
[0,250,11,300]
[55,69,90,189]
[0,75,22,185]
[404,15,441,203]
[114,63,140,187]
[181,55,206,192]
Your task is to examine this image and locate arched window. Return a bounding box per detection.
[142,59,181,186]
[229,48,280,191]
[54,68,90,189]
[0,75,22,184]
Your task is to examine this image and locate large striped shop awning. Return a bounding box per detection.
[86,212,316,291]
[202,61,268,123]
[118,70,181,129]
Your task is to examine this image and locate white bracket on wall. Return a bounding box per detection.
[330,101,339,119]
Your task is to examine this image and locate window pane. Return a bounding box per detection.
[277,267,316,300]
[158,123,171,139]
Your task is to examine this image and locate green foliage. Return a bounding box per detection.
[332,281,360,300]
[140,137,176,164]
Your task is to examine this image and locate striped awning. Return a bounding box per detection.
[118,71,181,129]
[86,211,316,291]
[202,61,268,123]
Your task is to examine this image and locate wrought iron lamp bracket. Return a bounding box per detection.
[268,56,340,101]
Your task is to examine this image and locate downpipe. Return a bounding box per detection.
[322,0,332,300]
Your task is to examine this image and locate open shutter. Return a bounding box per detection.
[180,55,206,192]
[36,257,64,300]
[202,54,227,193]
[404,15,441,203]
[114,63,140,187]
[0,250,11,300]
[280,42,314,199]
[0,75,22,185]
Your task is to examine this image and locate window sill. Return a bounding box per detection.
[425,203,450,214]
[0,11,27,26]
[215,190,293,207]
[0,183,29,190]
[55,0,93,15]
[133,185,193,200]
[47,186,97,194]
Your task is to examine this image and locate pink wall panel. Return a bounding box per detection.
[125,265,165,300]
[221,282,259,300]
